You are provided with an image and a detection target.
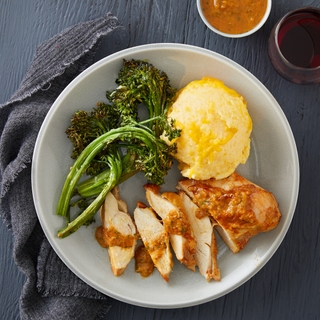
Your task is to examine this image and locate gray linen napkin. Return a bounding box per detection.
[0,13,126,320]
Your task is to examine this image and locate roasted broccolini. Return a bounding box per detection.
[56,59,180,238]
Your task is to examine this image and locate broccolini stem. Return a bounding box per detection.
[56,124,160,219]
[77,168,111,198]
[57,154,122,238]
[57,129,122,218]
[76,151,137,198]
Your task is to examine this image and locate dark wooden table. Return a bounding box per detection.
[1,1,319,319]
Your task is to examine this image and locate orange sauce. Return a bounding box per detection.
[144,233,168,263]
[200,0,268,34]
[95,226,135,248]
[190,184,259,230]
[135,245,154,277]
[163,209,192,238]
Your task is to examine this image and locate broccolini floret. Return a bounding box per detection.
[107,59,180,139]
[66,102,120,175]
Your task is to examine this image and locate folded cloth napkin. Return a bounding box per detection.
[0,13,127,320]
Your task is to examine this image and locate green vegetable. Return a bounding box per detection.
[56,59,180,238]
[65,102,120,175]
[76,151,137,198]
[58,151,122,238]
[107,59,180,139]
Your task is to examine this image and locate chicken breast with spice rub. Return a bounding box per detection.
[144,184,197,271]
[134,202,173,282]
[177,172,281,253]
[96,187,137,276]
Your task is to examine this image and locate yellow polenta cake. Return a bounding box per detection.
[167,77,252,180]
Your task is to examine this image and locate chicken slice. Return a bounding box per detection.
[134,203,173,282]
[177,172,281,253]
[176,190,220,281]
[111,186,128,213]
[99,188,136,276]
[144,184,197,271]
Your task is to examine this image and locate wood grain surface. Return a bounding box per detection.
[1,0,320,319]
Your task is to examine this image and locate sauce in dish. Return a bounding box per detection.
[200,0,268,34]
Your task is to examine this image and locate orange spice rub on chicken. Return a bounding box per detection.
[97,187,137,276]
[144,184,197,271]
[177,172,281,253]
[134,202,173,282]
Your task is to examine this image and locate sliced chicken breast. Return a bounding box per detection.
[99,188,136,276]
[134,203,173,282]
[177,172,281,253]
[178,191,220,281]
[144,184,197,271]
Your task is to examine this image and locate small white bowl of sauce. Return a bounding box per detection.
[197,0,272,38]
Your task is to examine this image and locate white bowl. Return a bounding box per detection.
[197,0,272,38]
[32,43,299,308]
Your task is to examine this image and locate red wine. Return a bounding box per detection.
[277,10,320,68]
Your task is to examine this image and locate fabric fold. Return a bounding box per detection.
[0,13,127,320]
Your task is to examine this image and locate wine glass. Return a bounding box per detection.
[268,7,320,84]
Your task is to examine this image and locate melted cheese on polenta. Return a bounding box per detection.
[167,77,252,180]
